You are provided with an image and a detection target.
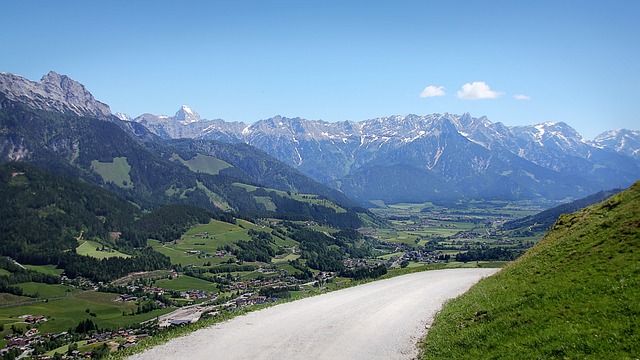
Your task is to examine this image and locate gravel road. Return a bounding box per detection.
[129,268,498,360]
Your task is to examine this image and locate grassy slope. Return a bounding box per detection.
[90,157,133,189]
[0,292,171,335]
[23,265,64,276]
[148,219,266,266]
[422,181,640,359]
[14,283,78,298]
[233,182,347,213]
[154,275,217,293]
[76,240,131,259]
[171,153,233,175]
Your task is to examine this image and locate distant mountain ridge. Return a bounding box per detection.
[131,108,640,204]
[0,71,366,228]
[1,71,638,204]
[592,129,640,159]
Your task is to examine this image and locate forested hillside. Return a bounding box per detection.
[0,163,173,281]
[0,99,368,229]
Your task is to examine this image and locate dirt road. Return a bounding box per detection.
[129,268,498,360]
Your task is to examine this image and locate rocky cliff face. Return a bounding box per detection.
[0,71,112,119]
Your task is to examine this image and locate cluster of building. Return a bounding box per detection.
[226,271,297,291]
[181,289,216,300]
[400,249,445,263]
[85,330,149,350]
[233,295,270,308]
[1,323,151,359]
[342,259,370,269]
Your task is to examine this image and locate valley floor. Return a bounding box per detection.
[128,268,498,360]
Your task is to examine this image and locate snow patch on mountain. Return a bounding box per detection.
[175,105,201,124]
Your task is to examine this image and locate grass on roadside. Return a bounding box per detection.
[421,182,640,359]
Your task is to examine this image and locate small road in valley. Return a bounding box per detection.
[129,268,498,360]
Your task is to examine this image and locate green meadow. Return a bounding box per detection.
[76,240,131,259]
[154,275,218,293]
[23,265,64,276]
[233,182,347,213]
[0,291,172,338]
[170,153,233,175]
[149,219,263,266]
[272,253,300,263]
[0,293,32,306]
[90,157,133,189]
[14,283,78,299]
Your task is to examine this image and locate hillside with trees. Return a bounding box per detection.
[0,101,369,229]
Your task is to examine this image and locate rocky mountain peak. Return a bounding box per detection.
[174,105,201,124]
[592,129,640,159]
[0,71,111,119]
[115,112,132,121]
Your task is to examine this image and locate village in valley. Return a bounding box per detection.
[0,199,540,359]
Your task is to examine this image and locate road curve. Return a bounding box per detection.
[129,268,498,360]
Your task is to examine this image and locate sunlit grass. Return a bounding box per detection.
[421,183,640,359]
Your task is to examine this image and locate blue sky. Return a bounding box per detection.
[3,0,639,138]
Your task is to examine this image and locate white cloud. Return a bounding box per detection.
[420,85,446,98]
[456,81,503,100]
[514,94,531,100]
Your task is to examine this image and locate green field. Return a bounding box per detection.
[14,283,78,299]
[0,293,32,306]
[274,263,303,276]
[170,153,233,175]
[254,196,277,211]
[272,235,297,247]
[45,340,89,357]
[76,240,131,259]
[149,240,219,267]
[195,180,232,211]
[110,270,175,286]
[233,183,346,213]
[90,157,133,189]
[291,194,347,213]
[272,253,300,263]
[151,219,271,266]
[154,275,218,293]
[232,183,261,192]
[0,291,172,336]
[378,251,404,260]
[23,264,64,276]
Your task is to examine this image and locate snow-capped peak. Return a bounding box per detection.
[592,129,640,159]
[115,112,132,121]
[181,105,194,114]
[174,105,201,124]
[534,123,546,137]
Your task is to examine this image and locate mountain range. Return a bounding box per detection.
[0,71,364,229]
[2,71,639,206]
[131,105,640,204]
